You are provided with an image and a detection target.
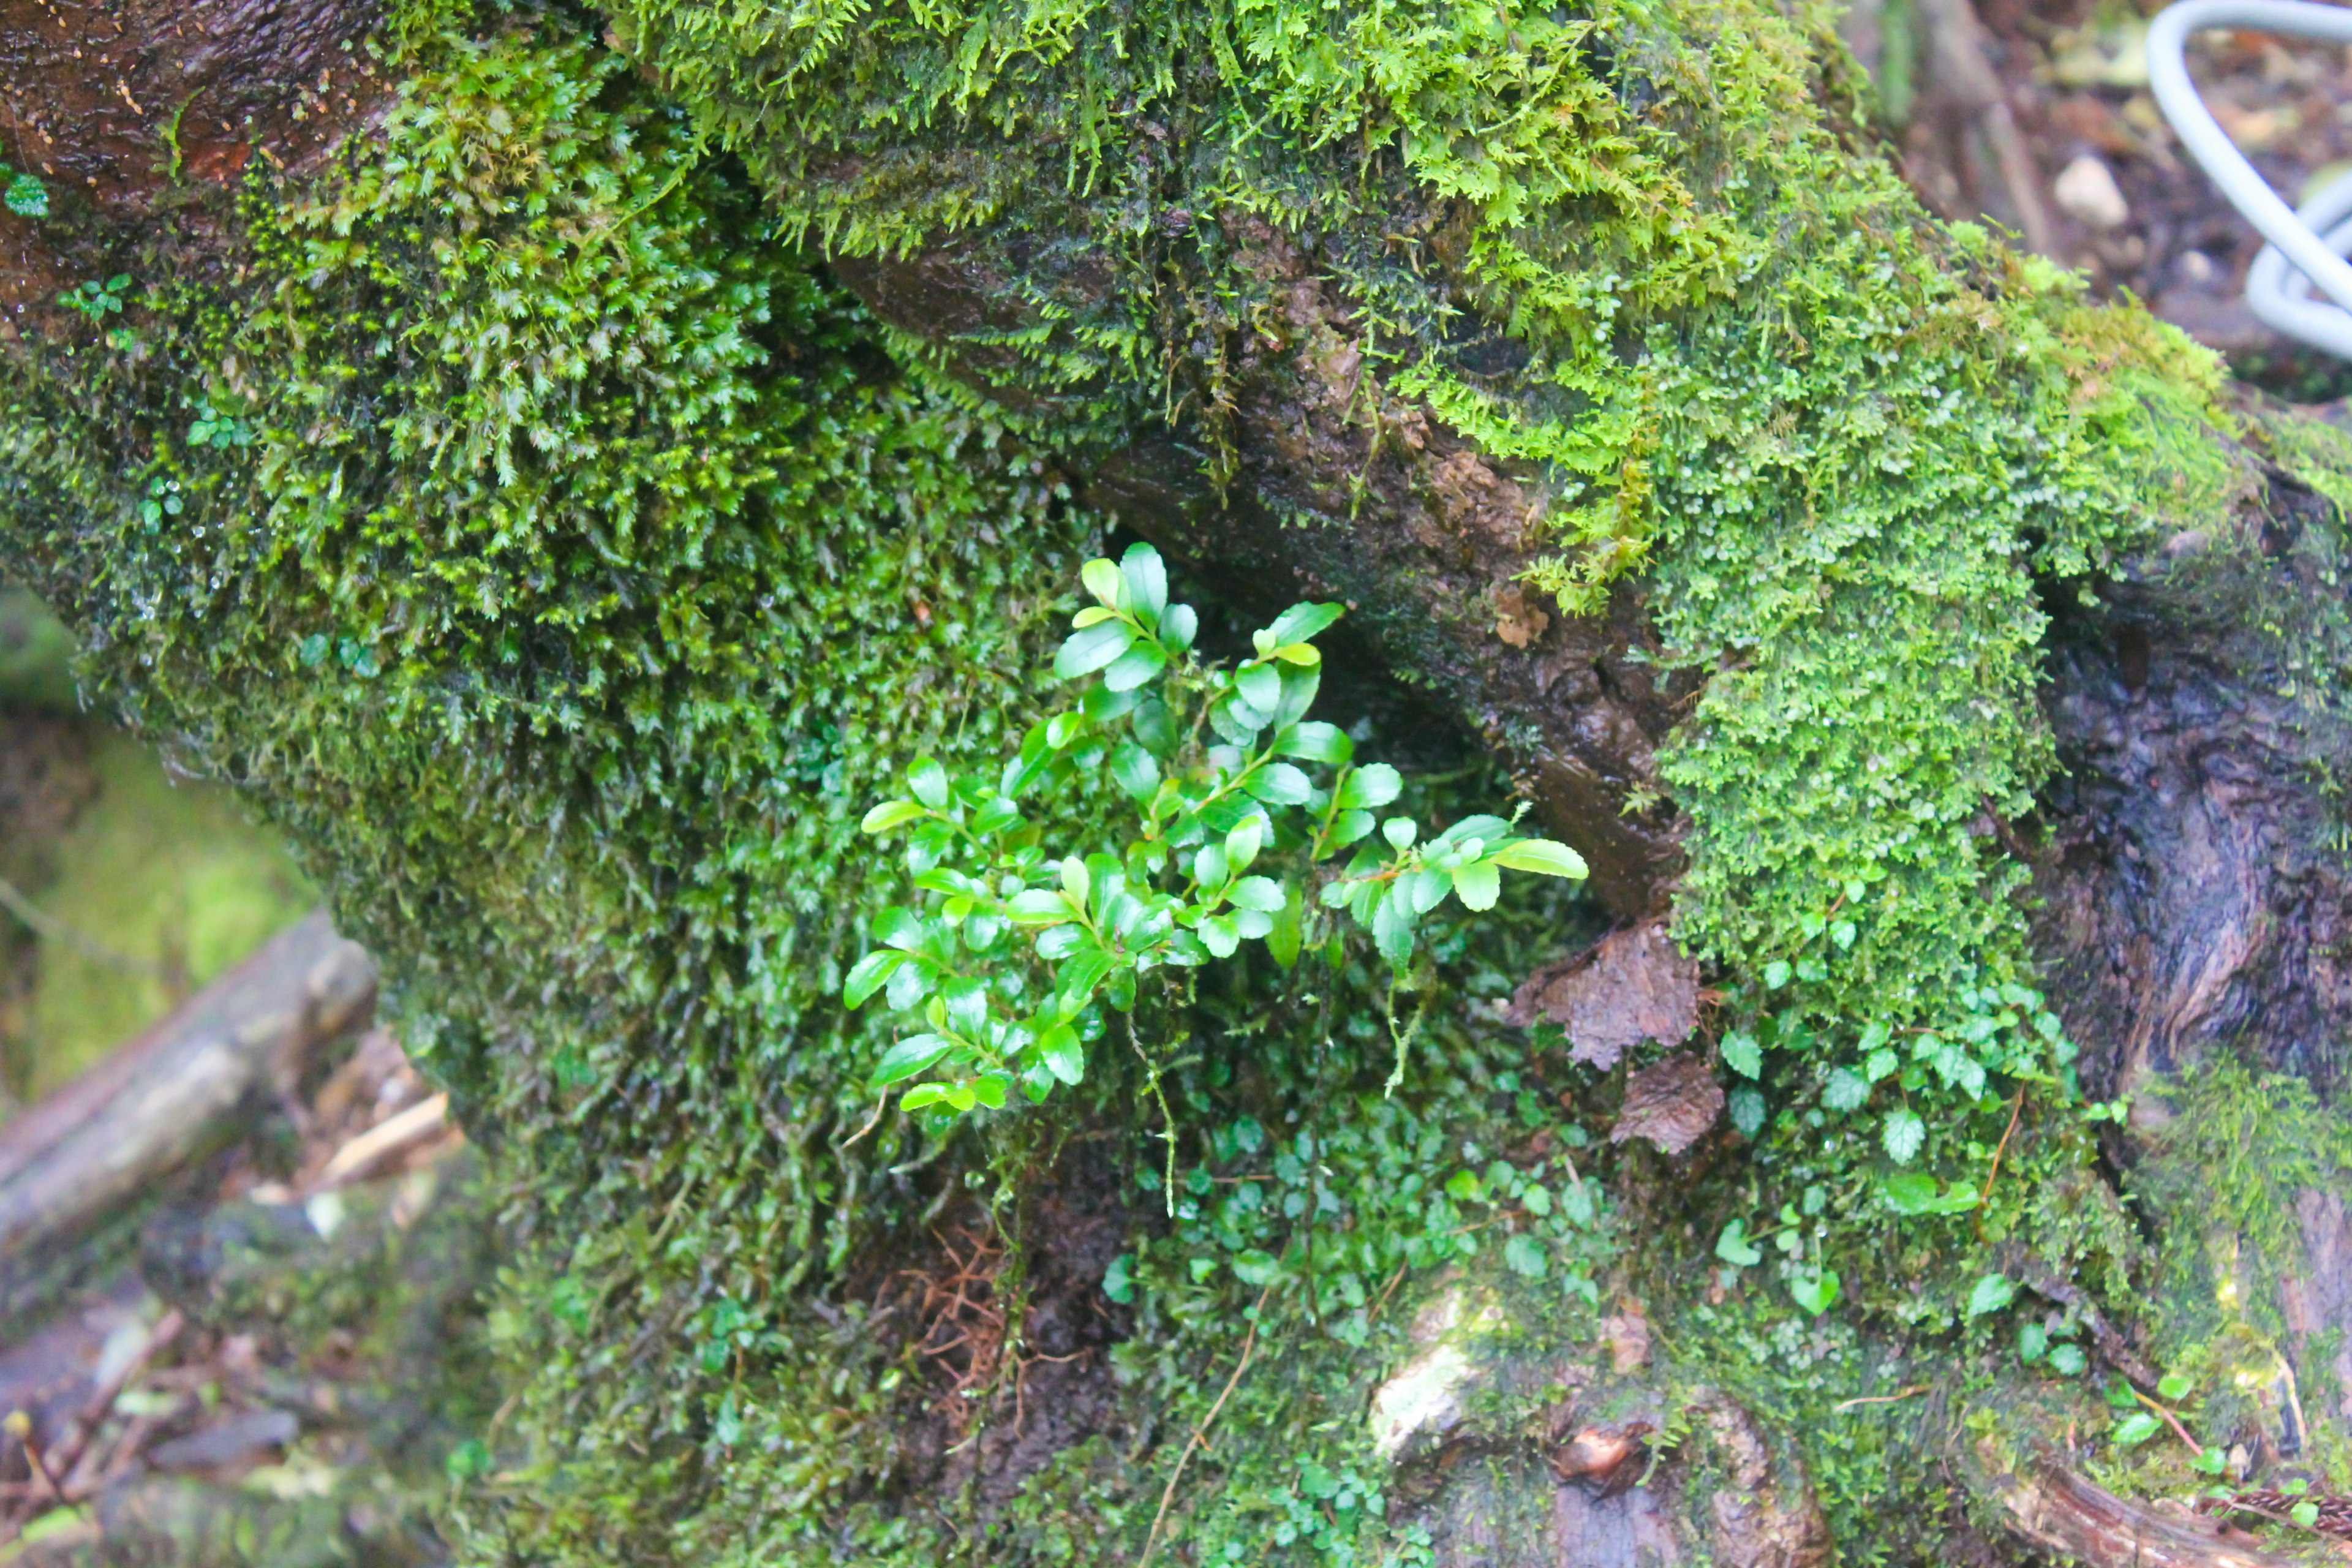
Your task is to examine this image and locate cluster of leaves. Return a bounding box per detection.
[1113,1086,1605,1346]
[59,274,129,325]
[1718,976,2090,1172]
[849,543,1585,1120]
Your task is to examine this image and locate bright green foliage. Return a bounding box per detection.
[852,542,1584,1120]
[0,0,2320,1556]
[598,0,2238,1159]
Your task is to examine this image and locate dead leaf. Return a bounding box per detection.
[1610,1052,1722,1156]
[1507,920,1698,1069]
[1491,582,1551,649]
[1601,1310,1651,1372]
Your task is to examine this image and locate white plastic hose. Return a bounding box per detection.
[2148,0,2352,358]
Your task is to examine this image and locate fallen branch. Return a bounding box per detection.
[1983,1443,2297,1568]
[0,909,374,1282]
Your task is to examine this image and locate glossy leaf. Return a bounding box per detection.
[861,799,925,834]
[1080,557,1124,608]
[843,950,907,1007]
[1267,601,1344,647]
[1488,838,1587,878]
[907,758,950,809]
[1120,543,1168,620]
[1450,860,1500,911]
[872,1033,955,1086]
[1056,619,1136,679]
[1336,764,1402,810]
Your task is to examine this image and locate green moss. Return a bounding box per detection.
[0,0,2314,1558]
[598,0,2244,1129]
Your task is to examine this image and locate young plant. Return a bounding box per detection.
[848,543,1588,1123]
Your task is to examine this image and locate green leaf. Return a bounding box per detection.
[1327,809,1375,848]
[2018,1322,2049,1365]
[1227,875,1286,913]
[1199,914,1240,958]
[1504,1233,1548,1279]
[1160,603,1199,653]
[1401,866,1451,915]
[1120,543,1169,620]
[2293,1500,2322,1528]
[1235,662,1282,714]
[2048,1344,2087,1376]
[1109,742,1161,800]
[1267,882,1305,970]
[1267,602,1344,647]
[1967,1273,2016,1317]
[1038,1025,1085,1086]
[1762,959,1792,990]
[1720,1031,1762,1079]
[1232,1248,1279,1286]
[1728,1086,1765,1137]
[2157,1373,2193,1402]
[1060,856,1091,906]
[1007,889,1072,925]
[1335,764,1402,810]
[1244,763,1313,806]
[899,1082,955,1110]
[1488,839,1588,879]
[1823,1067,1870,1110]
[1882,1172,1940,1215]
[1055,620,1135,679]
[1080,557,1125,608]
[1278,720,1352,763]
[1102,1253,1136,1304]
[907,758,951,810]
[1102,639,1170,692]
[1450,859,1501,911]
[2110,1411,2161,1449]
[1715,1219,1762,1267]
[4,173,47,219]
[1225,814,1265,871]
[1882,1108,1926,1164]
[844,951,907,1008]
[872,1034,955,1086]
[1371,891,1416,968]
[1790,1268,1840,1316]
[861,799,925,834]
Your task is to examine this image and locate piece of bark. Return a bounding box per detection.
[1510,922,1699,1070]
[1609,1053,1723,1156]
[0,909,373,1280]
[1985,1448,2296,1568]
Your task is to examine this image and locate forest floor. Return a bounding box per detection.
[1863,0,2352,399]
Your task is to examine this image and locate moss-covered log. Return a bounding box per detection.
[1,0,2350,1563]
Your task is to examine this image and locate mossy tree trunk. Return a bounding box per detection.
[2,0,2350,1564]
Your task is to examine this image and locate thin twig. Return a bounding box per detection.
[1975,1083,2027,1236]
[2130,1387,2203,1457]
[1366,1262,1410,1322]
[837,1093,891,1152]
[1833,1384,1929,1413]
[1138,1289,1270,1568]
